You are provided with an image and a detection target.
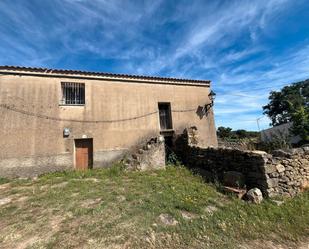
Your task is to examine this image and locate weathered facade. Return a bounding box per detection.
[0,66,217,177]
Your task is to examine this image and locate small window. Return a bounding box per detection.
[158,102,173,130]
[61,82,85,105]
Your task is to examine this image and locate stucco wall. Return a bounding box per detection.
[261,122,301,144]
[0,73,217,177]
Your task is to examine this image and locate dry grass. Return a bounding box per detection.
[0,165,308,249]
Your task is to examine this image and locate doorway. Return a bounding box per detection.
[163,135,174,161]
[75,138,93,170]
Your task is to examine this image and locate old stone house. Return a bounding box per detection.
[0,66,217,177]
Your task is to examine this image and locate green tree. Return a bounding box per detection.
[290,105,309,142]
[263,80,309,126]
[235,129,247,139]
[217,126,232,138]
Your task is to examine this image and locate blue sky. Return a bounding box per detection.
[1,0,309,131]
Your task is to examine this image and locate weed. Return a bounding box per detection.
[0,177,9,184]
[0,166,308,249]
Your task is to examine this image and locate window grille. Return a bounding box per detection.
[158,103,173,130]
[61,82,85,105]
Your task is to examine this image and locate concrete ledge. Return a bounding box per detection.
[0,153,72,178]
[93,149,129,168]
[0,147,162,178]
[0,149,130,178]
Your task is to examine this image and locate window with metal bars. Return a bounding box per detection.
[158,102,173,130]
[61,82,85,105]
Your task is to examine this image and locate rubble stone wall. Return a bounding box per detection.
[124,136,166,171]
[176,128,309,197]
[183,146,309,197]
[264,148,309,197]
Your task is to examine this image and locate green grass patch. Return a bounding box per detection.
[0,165,308,249]
[0,177,10,184]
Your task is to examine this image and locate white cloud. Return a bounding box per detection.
[0,0,308,131]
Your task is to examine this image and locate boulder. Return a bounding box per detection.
[246,188,263,204]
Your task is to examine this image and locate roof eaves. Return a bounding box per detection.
[0,65,211,86]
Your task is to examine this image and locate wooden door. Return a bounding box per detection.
[75,139,93,170]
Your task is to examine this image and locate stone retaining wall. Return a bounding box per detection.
[265,148,309,196]
[176,128,309,197]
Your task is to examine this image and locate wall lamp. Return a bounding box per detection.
[204,90,216,114]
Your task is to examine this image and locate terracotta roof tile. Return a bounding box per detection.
[0,65,211,85]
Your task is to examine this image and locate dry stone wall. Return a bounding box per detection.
[265,148,309,197]
[180,146,309,197]
[175,128,309,197]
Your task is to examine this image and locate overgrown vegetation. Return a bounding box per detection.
[0,177,10,184]
[216,127,259,151]
[290,105,309,143]
[217,126,259,140]
[255,131,292,153]
[0,166,308,248]
[263,79,309,144]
